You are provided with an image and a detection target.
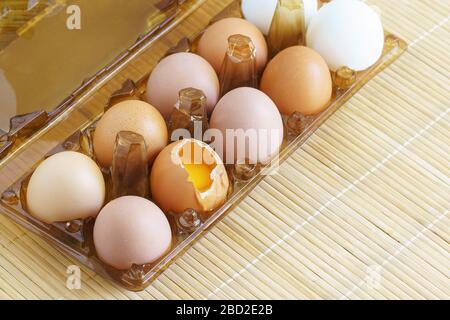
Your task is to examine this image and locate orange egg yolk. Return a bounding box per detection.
[183,162,213,192]
[180,142,216,192]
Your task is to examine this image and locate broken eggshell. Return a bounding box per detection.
[150,139,229,215]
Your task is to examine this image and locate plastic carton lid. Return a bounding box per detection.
[0,0,174,131]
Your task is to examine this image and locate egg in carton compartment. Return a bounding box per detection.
[0,0,407,290]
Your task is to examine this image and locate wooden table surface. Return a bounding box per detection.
[0,0,448,299]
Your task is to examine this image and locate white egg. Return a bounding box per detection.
[242,0,318,36]
[306,0,384,72]
[241,0,277,35]
[27,151,105,223]
[303,0,319,27]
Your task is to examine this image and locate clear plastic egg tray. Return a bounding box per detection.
[0,0,407,290]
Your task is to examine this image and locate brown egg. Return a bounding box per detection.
[260,46,332,116]
[150,139,229,215]
[209,87,284,165]
[93,196,172,270]
[197,18,268,74]
[146,53,219,119]
[93,100,168,168]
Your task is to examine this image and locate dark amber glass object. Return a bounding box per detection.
[168,88,208,141]
[268,0,306,57]
[111,131,149,200]
[219,34,258,97]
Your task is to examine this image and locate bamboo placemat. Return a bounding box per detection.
[0,0,449,300]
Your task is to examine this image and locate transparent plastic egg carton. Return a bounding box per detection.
[0,0,407,290]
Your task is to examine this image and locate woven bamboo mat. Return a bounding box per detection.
[0,0,449,299]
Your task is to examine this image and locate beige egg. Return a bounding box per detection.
[150,139,229,215]
[197,18,268,74]
[26,151,105,224]
[94,196,172,270]
[209,87,284,164]
[146,53,219,118]
[93,100,168,168]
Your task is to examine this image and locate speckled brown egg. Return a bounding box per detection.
[93,100,168,168]
[93,196,172,270]
[197,18,268,74]
[260,46,332,116]
[150,139,229,215]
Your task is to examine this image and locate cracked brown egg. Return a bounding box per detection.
[150,139,229,215]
